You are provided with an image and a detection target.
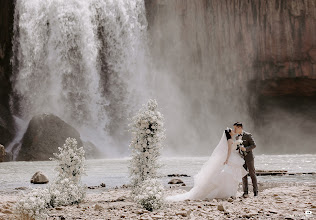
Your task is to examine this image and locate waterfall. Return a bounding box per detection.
[11,0,149,157]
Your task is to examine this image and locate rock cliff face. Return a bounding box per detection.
[0,0,15,147]
[145,0,316,92]
[144,0,316,154]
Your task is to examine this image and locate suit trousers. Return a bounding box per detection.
[242,159,258,193]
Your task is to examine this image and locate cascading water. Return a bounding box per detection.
[5,0,316,159]
[10,0,149,158]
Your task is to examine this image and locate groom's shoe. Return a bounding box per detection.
[254,191,258,197]
[242,192,249,198]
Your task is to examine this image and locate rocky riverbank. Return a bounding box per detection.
[1,183,315,219]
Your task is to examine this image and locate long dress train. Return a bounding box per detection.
[166,131,248,201]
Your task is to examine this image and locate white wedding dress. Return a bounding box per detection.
[166,131,248,201]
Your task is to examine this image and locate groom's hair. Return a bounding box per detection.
[233,122,243,128]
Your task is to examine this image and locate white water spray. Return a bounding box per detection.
[11,0,149,157]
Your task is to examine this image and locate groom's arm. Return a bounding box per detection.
[245,133,256,152]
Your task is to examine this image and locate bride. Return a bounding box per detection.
[166,128,248,201]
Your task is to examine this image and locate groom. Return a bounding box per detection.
[234,122,258,197]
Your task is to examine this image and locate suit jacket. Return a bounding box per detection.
[237,131,256,161]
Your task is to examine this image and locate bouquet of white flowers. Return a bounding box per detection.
[128,99,166,210]
[235,137,247,158]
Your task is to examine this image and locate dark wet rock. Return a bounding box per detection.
[0,144,5,162]
[168,179,184,184]
[14,187,28,190]
[167,174,190,177]
[16,114,83,161]
[30,171,49,184]
[217,204,225,211]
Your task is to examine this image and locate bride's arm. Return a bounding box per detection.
[224,139,233,164]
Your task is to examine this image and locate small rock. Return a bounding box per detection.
[217,204,225,211]
[140,215,152,220]
[30,171,49,184]
[167,174,190,177]
[2,209,13,214]
[111,196,125,202]
[268,209,278,214]
[227,198,233,202]
[242,212,257,218]
[151,215,164,219]
[136,210,144,214]
[94,204,103,211]
[55,207,63,210]
[176,211,187,217]
[120,184,130,188]
[14,187,28,190]
[168,179,184,184]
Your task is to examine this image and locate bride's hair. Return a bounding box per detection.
[225,128,232,140]
[233,122,243,128]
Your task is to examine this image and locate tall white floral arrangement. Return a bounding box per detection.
[49,137,86,206]
[15,138,86,219]
[128,99,166,210]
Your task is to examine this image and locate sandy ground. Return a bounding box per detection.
[1,183,315,220]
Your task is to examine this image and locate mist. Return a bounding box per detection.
[143,0,316,156]
[145,1,255,156]
[9,0,316,157]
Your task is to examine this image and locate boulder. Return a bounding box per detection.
[168,178,184,184]
[16,113,83,161]
[217,204,225,211]
[0,144,5,162]
[30,171,49,184]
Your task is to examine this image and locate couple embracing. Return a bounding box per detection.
[167,122,258,201]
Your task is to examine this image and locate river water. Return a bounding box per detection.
[1,154,315,194]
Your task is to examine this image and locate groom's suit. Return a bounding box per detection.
[237,131,258,194]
